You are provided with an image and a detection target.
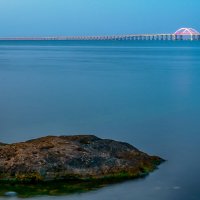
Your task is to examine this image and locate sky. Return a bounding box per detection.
[0,0,199,37]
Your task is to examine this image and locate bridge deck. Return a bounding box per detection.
[0,34,200,41]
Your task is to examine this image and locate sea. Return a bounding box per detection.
[0,40,200,200]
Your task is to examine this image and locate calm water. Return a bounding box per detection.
[0,40,200,200]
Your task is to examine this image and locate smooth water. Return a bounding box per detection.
[0,40,200,200]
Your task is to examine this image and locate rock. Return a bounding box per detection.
[0,135,164,182]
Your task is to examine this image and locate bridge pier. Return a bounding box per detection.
[193,35,199,41]
[178,35,183,40]
[174,35,178,41]
[191,35,194,41]
[156,35,159,40]
[191,35,195,41]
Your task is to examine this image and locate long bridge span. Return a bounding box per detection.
[0,28,200,41]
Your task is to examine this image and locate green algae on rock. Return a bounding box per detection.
[0,180,107,198]
[0,135,164,183]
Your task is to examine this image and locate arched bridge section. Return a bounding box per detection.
[174,28,200,40]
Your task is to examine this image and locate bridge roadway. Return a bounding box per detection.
[0,34,200,41]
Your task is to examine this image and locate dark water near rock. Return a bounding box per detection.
[0,40,200,199]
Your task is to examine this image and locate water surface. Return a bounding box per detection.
[0,40,200,200]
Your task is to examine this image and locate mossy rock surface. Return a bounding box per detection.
[0,135,164,184]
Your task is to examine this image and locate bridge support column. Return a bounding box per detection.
[192,35,196,41]
[194,35,198,40]
[156,35,159,40]
[174,35,178,41]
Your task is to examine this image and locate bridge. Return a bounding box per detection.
[0,28,200,41]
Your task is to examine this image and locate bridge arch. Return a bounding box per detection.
[174,28,200,40]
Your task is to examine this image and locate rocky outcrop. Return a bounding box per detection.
[0,135,164,182]
[0,142,6,146]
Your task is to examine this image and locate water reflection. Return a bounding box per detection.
[0,176,149,198]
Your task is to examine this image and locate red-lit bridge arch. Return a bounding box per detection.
[174,28,200,40]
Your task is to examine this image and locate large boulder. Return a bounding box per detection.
[0,135,164,182]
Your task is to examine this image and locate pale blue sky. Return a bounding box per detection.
[0,0,199,37]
